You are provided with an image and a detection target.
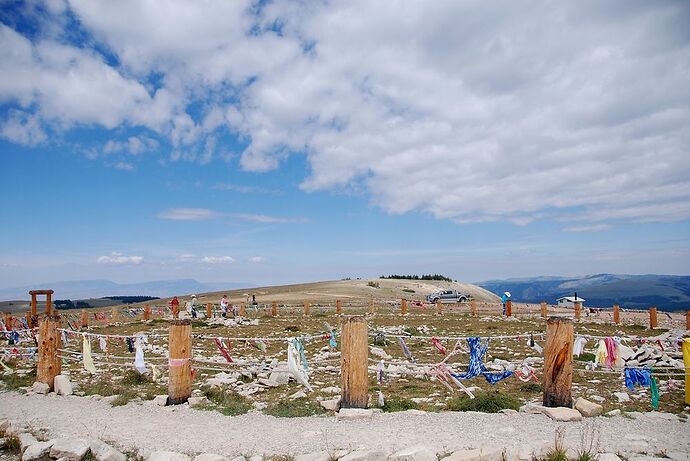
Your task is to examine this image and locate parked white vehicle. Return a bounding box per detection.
[426,289,470,303]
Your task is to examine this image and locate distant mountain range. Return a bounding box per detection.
[0,279,252,301]
[478,274,690,312]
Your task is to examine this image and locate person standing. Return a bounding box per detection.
[501,291,511,316]
[220,295,229,318]
[169,296,180,318]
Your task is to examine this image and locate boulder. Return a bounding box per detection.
[337,408,373,420]
[17,433,39,452]
[193,454,228,461]
[31,382,50,395]
[320,398,341,412]
[153,395,168,406]
[518,403,546,414]
[90,440,126,461]
[54,375,73,396]
[188,397,209,407]
[50,438,91,461]
[504,444,536,461]
[575,397,603,417]
[339,450,388,461]
[23,441,55,461]
[389,445,436,461]
[148,451,192,461]
[541,407,583,422]
[444,449,481,461]
[267,371,290,386]
[294,452,331,461]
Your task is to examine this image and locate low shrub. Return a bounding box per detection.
[202,386,252,416]
[265,398,325,417]
[382,397,418,412]
[446,390,521,413]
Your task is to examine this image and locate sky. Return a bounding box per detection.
[1,0,689,289]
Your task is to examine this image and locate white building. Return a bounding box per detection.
[556,296,585,308]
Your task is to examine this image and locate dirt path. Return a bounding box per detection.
[1,392,689,458]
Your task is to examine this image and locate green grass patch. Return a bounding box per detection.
[382,397,419,412]
[520,382,543,393]
[202,386,252,416]
[0,367,36,390]
[81,379,120,397]
[446,390,521,413]
[110,390,138,407]
[265,398,326,417]
[575,352,596,362]
[121,369,153,386]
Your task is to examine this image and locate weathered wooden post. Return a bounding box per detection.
[368,299,374,314]
[574,302,581,321]
[271,302,278,317]
[340,316,368,408]
[80,309,88,328]
[540,301,547,319]
[206,303,212,319]
[506,300,512,317]
[45,291,52,315]
[37,314,62,391]
[470,299,477,317]
[686,310,690,330]
[143,305,151,321]
[303,302,310,316]
[401,299,407,315]
[543,317,574,408]
[25,311,32,328]
[168,319,192,405]
[239,302,246,316]
[111,306,118,323]
[613,304,620,324]
[3,313,11,330]
[436,300,442,315]
[649,307,658,329]
[336,300,342,315]
[31,293,37,318]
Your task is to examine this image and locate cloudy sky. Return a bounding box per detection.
[1,0,689,289]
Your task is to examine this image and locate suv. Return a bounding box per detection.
[426,290,470,303]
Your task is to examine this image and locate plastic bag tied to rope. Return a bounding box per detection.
[624,367,651,390]
[134,335,147,373]
[398,336,414,362]
[650,376,660,410]
[452,337,513,384]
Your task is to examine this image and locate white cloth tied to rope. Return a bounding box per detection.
[82,333,97,374]
[134,335,148,373]
[287,338,312,391]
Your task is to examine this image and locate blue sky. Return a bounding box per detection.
[1,1,689,288]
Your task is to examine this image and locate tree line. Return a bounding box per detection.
[379,274,455,282]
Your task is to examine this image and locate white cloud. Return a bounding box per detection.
[562,224,612,233]
[231,213,308,224]
[113,161,134,171]
[97,252,144,265]
[248,256,265,263]
[156,208,220,220]
[0,110,47,145]
[201,256,235,264]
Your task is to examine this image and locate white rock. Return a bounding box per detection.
[518,403,546,414]
[337,408,373,420]
[339,450,389,461]
[541,407,583,422]
[54,375,73,396]
[389,445,436,461]
[90,440,126,461]
[50,438,91,461]
[369,347,392,360]
[575,397,603,417]
[248,456,263,461]
[188,397,209,407]
[17,433,39,452]
[320,386,340,395]
[31,381,50,394]
[606,409,621,417]
[597,453,621,461]
[589,395,605,403]
[23,441,55,461]
[193,454,228,461]
[613,392,631,403]
[148,451,192,461]
[504,444,535,461]
[320,398,341,412]
[444,449,481,461]
[290,391,307,399]
[294,451,331,461]
[153,395,168,406]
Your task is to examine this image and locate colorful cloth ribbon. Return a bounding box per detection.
[214,338,234,363]
[431,337,447,355]
[452,337,513,384]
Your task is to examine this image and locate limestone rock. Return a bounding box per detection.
[50,438,91,461]
[90,440,126,461]
[193,454,228,461]
[188,397,209,407]
[290,391,307,400]
[153,395,168,406]
[518,403,546,414]
[320,386,340,395]
[54,375,73,396]
[389,445,436,461]
[589,395,605,403]
[337,408,373,420]
[339,450,388,461]
[575,397,603,417]
[613,392,631,403]
[597,453,621,461]
[17,433,39,453]
[267,371,290,386]
[606,409,621,417]
[444,449,481,461]
[294,451,331,461]
[320,398,341,412]
[23,441,54,461]
[504,444,535,461]
[32,382,50,394]
[541,407,582,422]
[148,451,192,461]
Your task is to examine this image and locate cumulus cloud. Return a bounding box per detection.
[97,252,143,264]
[2,1,689,224]
[562,224,612,233]
[248,256,265,263]
[113,162,134,171]
[156,208,220,220]
[201,256,235,264]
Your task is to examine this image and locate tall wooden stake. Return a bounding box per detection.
[168,319,192,405]
[340,316,368,408]
[336,300,342,315]
[540,301,547,319]
[543,317,574,408]
[506,300,512,317]
[45,292,52,315]
[143,305,151,321]
[239,302,246,316]
[206,303,212,318]
[436,300,442,315]
[303,302,310,316]
[401,299,407,315]
[470,299,477,317]
[649,307,657,329]
[111,306,118,323]
[31,295,37,318]
[80,309,88,328]
[574,302,581,321]
[37,314,61,391]
[613,304,620,324]
[368,299,374,314]
[25,311,32,329]
[3,313,11,330]
[271,302,277,317]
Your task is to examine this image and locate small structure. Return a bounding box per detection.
[28,289,54,327]
[556,295,585,308]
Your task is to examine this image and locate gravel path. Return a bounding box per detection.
[1,392,689,458]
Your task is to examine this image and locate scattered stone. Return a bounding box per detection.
[444,449,481,461]
[90,439,126,461]
[541,407,583,422]
[23,441,55,461]
[518,403,546,414]
[337,408,373,420]
[248,456,263,461]
[148,451,192,461]
[606,409,621,417]
[597,454,621,461]
[253,402,267,411]
[193,454,228,461]
[320,398,341,412]
[613,392,631,403]
[290,391,307,400]
[294,451,331,461]
[17,433,39,452]
[188,397,210,407]
[575,397,603,417]
[320,386,340,394]
[54,375,73,396]
[153,395,168,406]
[32,382,50,395]
[50,438,91,461]
[389,445,436,461]
[339,450,389,461]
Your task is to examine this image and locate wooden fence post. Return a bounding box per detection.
[37,314,62,391]
[401,299,407,315]
[80,309,88,328]
[271,302,278,317]
[506,300,512,317]
[540,301,547,319]
[25,311,32,329]
[303,302,310,316]
[470,299,477,317]
[45,292,52,316]
[613,304,620,324]
[143,305,151,321]
[574,302,581,321]
[206,303,212,319]
[168,319,192,405]
[3,313,11,330]
[649,307,657,329]
[336,300,342,315]
[340,316,369,409]
[239,302,246,316]
[368,299,374,314]
[436,300,442,315]
[111,306,118,323]
[543,317,574,408]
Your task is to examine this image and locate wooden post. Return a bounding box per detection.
[111,306,118,323]
[574,302,581,321]
[436,300,442,315]
[3,313,11,330]
[340,316,368,409]
[37,314,62,391]
[470,299,477,317]
[25,311,32,328]
[368,299,374,314]
[649,307,657,329]
[168,319,192,405]
[303,302,310,316]
[239,302,246,316]
[543,317,574,408]
[506,300,512,317]
[206,303,212,319]
[31,294,37,317]
[45,292,52,315]
[271,302,278,317]
[613,304,620,324]
[401,299,407,315]
[143,305,151,321]
[336,300,342,315]
[687,310,690,330]
[80,309,88,328]
[540,301,547,319]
